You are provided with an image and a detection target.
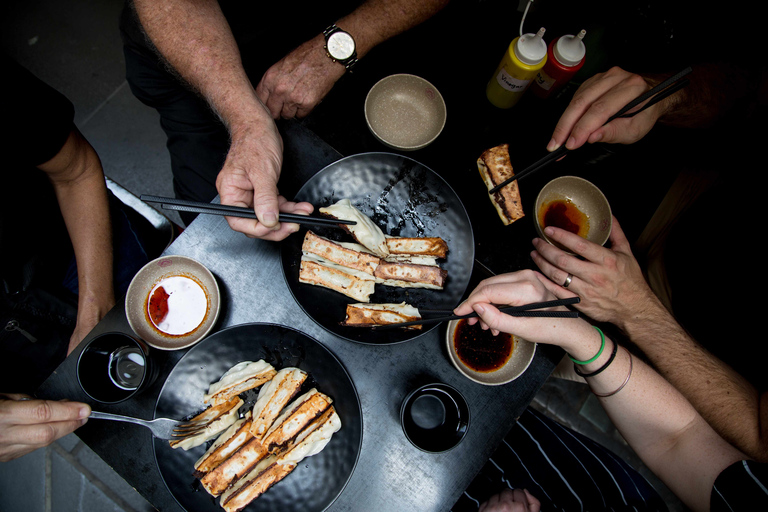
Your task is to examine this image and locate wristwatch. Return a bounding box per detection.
[323,24,358,71]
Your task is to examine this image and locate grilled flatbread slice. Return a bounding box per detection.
[374,261,447,289]
[203,361,276,406]
[385,236,448,259]
[477,143,524,225]
[343,302,422,330]
[194,412,254,476]
[262,388,333,453]
[299,258,375,302]
[199,436,268,496]
[169,396,243,451]
[319,199,389,257]
[302,231,380,275]
[250,367,307,439]
[220,407,342,512]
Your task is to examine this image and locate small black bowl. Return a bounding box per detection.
[77,332,156,404]
[400,382,470,453]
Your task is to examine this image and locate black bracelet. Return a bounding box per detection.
[573,337,618,378]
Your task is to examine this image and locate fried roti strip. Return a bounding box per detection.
[385,236,448,259]
[299,258,375,302]
[302,231,380,276]
[374,261,447,289]
[343,302,422,330]
[319,199,389,257]
[194,412,254,476]
[203,360,276,406]
[477,143,524,225]
[220,407,342,512]
[168,396,243,451]
[250,367,307,439]
[261,388,333,453]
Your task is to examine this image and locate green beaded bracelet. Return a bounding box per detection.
[568,326,605,365]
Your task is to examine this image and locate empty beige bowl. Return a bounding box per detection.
[364,74,446,151]
[125,255,220,351]
[534,176,612,252]
[445,319,536,386]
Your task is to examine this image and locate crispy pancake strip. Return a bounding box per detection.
[169,396,243,451]
[199,437,267,496]
[319,199,389,257]
[343,303,422,330]
[220,407,341,511]
[204,360,276,406]
[477,143,524,225]
[299,259,375,302]
[374,261,447,289]
[194,412,253,476]
[385,237,448,258]
[262,388,333,453]
[302,231,380,275]
[250,367,307,439]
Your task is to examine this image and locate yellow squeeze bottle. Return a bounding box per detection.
[486,27,547,109]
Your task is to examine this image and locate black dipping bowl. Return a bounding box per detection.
[77,332,155,404]
[400,382,469,453]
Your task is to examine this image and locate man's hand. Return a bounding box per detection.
[546,67,673,152]
[530,216,659,329]
[256,35,346,119]
[215,121,313,240]
[479,489,541,512]
[0,394,90,462]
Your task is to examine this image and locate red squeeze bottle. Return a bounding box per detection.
[532,30,586,99]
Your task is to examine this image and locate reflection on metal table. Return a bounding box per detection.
[37,118,562,511]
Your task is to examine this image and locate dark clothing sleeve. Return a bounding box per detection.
[3,53,75,167]
[711,460,768,511]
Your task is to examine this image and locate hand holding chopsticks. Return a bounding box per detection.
[488,66,693,195]
[371,297,580,330]
[140,195,356,228]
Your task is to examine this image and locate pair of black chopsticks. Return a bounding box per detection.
[370,297,580,330]
[488,67,693,195]
[140,195,356,228]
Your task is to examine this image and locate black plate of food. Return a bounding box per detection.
[153,323,362,512]
[280,152,475,345]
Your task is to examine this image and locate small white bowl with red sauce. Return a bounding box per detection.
[125,255,220,350]
[445,318,536,385]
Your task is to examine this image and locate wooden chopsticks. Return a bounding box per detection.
[140,195,356,227]
[370,297,580,330]
[487,66,693,195]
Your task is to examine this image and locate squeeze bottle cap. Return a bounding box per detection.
[554,29,587,67]
[515,27,547,65]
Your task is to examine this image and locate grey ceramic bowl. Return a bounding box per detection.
[534,176,612,251]
[445,320,536,386]
[364,74,446,151]
[125,255,220,350]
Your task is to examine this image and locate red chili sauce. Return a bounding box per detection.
[453,319,514,373]
[148,286,170,326]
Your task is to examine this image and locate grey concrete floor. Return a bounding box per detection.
[0,1,686,511]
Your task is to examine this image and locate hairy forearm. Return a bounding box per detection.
[133,0,271,131]
[334,0,449,57]
[621,297,768,461]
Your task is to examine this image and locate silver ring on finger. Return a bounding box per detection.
[562,273,573,288]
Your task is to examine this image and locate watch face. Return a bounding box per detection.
[327,31,355,60]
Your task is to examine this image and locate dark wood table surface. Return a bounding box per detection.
[36,3,680,509]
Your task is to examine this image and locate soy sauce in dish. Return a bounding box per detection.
[540,199,589,237]
[453,319,515,372]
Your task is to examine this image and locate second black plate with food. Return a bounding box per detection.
[153,323,362,512]
[280,152,475,344]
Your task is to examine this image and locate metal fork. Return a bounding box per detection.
[88,411,207,440]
